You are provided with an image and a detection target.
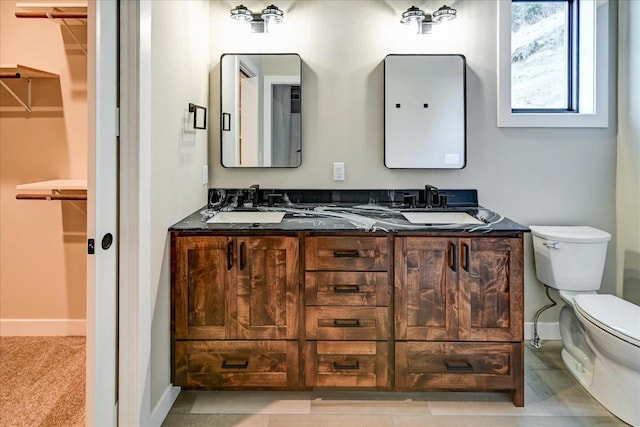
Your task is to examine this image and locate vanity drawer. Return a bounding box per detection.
[305,341,390,388]
[306,306,389,340]
[395,342,520,390]
[305,237,389,271]
[305,272,389,307]
[174,340,299,388]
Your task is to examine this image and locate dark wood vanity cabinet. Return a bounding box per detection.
[172,235,300,388]
[394,236,524,406]
[171,232,524,404]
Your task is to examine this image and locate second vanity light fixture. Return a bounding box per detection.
[230,4,284,33]
[401,4,457,34]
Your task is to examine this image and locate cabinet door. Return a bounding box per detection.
[237,237,299,339]
[174,236,237,339]
[395,237,459,340]
[458,237,523,341]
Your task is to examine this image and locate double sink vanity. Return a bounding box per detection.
[170,187,528,406]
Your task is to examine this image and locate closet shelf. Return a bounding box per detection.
[15,3,87,24]
[0,64,58,80]
[0,64,60,113]
[16,179,87,201]
[15,3,88,55]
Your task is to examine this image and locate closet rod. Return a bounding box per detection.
[0,73,21,79]
[15,12,87,19]
[16,194,87,201]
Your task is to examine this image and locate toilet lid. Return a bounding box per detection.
[529,226,611,243]
[574,294,640,347]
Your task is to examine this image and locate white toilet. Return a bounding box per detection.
[530,226,640,426]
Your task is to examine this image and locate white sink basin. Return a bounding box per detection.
[206,211,285,224]
[402,212,483,225]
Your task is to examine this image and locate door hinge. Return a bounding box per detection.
[88,238,95,255]
[116,106,120,137]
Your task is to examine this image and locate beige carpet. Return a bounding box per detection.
[0,336,85,427]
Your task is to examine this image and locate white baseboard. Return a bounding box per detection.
[0,319,86,336]
[524,321,561,341]
[151,385,180,427]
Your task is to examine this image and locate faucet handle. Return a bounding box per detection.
[439,193,456,209]
[267,193,283,207]
[403,193,416,208]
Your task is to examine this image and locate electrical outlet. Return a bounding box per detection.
[202,165,208,185]
[333,162,345,181]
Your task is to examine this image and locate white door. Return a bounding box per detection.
[86,0,118,425]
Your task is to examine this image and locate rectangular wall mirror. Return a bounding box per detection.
[221,53,302,168]
[384,54,466,169]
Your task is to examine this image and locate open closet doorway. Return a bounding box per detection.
[0,1,118,425]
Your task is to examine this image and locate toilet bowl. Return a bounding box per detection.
[531,226,640,426]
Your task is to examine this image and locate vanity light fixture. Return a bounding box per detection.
[401,4,457,34]
[230,4,284,33]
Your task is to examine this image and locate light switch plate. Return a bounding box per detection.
[202,165,208,185]
[333,162,345,181]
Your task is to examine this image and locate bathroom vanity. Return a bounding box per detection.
[170,189,527,406]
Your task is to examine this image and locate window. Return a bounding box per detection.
[511,1,573,111]
[497,0,609,127]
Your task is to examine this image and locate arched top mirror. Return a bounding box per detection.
[220,53,302,168]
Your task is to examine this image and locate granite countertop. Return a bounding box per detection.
[169,189,528,234]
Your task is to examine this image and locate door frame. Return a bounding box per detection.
[117,0,152,425]
[88,0,152,425]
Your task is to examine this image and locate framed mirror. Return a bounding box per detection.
[384,54,466,169]
[221,53,302,167]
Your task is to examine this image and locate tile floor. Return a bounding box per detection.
[162,341,628,426]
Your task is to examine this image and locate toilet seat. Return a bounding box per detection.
[573,294,640,347]
[558,290,596,306]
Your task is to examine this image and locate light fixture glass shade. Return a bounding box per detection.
[230,4,253,21]
[432,5,457,22]
[400,5,426,25]
[261,4,284,23]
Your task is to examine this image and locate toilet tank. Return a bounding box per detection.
[530,226,611,291]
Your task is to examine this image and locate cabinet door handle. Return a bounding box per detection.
[333,285,360,294]
[227,242,233,270]
[444,360,473,372]
[239,241,246,270]
[221,360,249,369]
[462,243,470,272]
[333,250,360,258]
[333,361,360,371]
[333,319,361,327]
[448,241,457,272]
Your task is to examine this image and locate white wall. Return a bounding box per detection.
[150,0,210,410]
[208,1,617,328]
[617,0,640,304]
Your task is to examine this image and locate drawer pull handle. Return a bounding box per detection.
[333,285,360,293]
[333,319,361,327]
[221,360,249,369]
[444,361,473,372]
[333,361,360,371]
[333,250,360,258]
